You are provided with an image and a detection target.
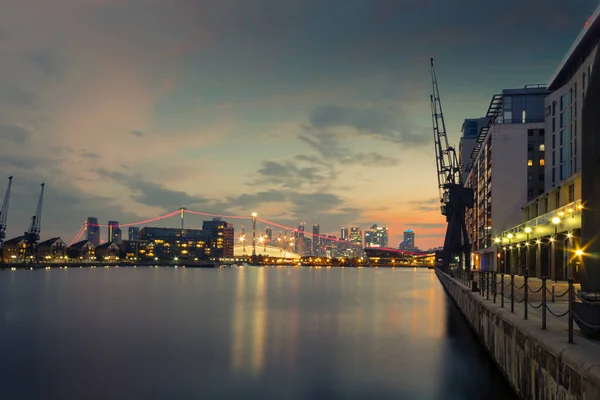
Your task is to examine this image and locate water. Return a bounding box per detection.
[0,267,517,399]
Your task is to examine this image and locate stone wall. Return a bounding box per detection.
[436,270,600,400]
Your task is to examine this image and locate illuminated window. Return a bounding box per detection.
[539,144,545,151]
[528,160,533,166]
[540,159,545,166]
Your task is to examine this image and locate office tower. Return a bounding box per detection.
[400,229,415,251]
[108,221,122,243]
[341,227,349,241]
[86,217,100,246]
[459,117,489,183]
[364,224,388,247]
[312,224,320,256]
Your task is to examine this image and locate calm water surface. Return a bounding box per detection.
[0,267,516,399]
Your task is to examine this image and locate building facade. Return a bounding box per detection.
[465,86,549,271]
[312,224,320,256]
[459,117,489,183]
[498,6,600,281]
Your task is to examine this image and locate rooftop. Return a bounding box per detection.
[548,4,600,90]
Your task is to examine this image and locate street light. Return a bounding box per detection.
[552,217,561,282]
[507,233,513,274]
[494,237,501,272]
[251,212,258,257]
[524,227,532,275]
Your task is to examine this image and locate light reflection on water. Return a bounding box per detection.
[0,267,516,399]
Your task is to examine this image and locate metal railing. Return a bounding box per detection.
[452,269,575,343]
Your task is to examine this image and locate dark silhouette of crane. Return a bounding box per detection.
[23,183,45,263]
[0,176,13,264]
[429,58,473,272]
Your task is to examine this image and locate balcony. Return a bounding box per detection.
[499,199,582,243]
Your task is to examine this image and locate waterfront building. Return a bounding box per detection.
[499,6,600,281]
[465,85,549,271]
[2,236,25,262]
[202,218,234,258]
[67,240,96,261]
[86,217,100,246]
[38,238,67,261]
[139,227,211,259]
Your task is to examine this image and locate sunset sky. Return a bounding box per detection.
[0,0,597,249]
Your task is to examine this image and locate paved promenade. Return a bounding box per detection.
[469,271,599,346]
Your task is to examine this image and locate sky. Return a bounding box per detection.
[0,0,597,250]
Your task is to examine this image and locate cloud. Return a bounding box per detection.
[96,169,209,210]
[80,151,101,159]
[131,130,146,138]
[404,222,446,229]
[307,104,429,145]
[0,124,30,143]
[225,190,287,209]
[0,85,35,106]
[28,53,62,78]
[253,160,328,188]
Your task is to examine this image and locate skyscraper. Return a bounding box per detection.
[86,217,100,246]
[365,224,388,247]
[128,227,140,240]
[295,223,305,254]
[108,221,122,243]
[312,224,320,256]
[265,227,272,243]
[400,229,415,251]
[341,227,349,241]
[349,227,362,246]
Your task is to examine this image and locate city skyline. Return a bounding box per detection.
[0,0,597,250]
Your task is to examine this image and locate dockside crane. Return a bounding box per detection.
[429,58,473,272]
[23,183,45,263]
[0,176,13,263]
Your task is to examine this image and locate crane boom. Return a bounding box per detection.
[23,183,45,262]
[430,58,461,214]
[429,58,473,273]
[0,176,13,263]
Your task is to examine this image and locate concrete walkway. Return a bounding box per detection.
[464,271,597,346]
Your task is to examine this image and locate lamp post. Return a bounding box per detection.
[552,216,560,282]
[251,212,258,257]
[494,237,501,272]
[507,233,513,274]
[525,227,532,276]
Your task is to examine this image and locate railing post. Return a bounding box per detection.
[480,271,483,297]
[493,272,497,303]
[552,286,555,303]
[501,273,505,308]
[524,274,528,320]
[486,271,490,300]
[541,277,547,330]
[510,274,515,313]
[568,278,574,344]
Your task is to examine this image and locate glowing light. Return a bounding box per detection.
[576,249,584,256]
[552,217,561,224]
[494,237,501,243]
[524,227,532,234]
[507,233,513,239]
